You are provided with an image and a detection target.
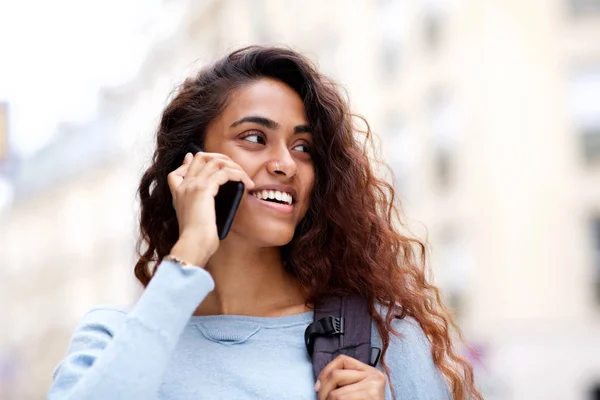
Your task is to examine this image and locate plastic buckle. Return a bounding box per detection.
[323,316,344,335]
[369,347,381,367]
[304,316,345,356]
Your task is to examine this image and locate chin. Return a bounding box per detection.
[233,222,296,247]
[257,229,295,247]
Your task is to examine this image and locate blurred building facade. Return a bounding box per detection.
[376,1,600,399]
[1,0,600,399]
[384,1,600,399]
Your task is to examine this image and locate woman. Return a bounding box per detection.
[48,46,481,399]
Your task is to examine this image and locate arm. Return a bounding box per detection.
[47,150,255,399]
[47,259,214,400]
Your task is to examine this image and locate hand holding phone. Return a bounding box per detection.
[187,144,245,240]
[167,145,251,265]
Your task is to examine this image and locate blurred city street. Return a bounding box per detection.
[1,0,600,399]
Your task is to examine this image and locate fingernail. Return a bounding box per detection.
[314,380,320,392]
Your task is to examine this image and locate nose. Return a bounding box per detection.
[267,146,298,178]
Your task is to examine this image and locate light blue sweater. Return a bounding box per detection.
[47,260,451,399]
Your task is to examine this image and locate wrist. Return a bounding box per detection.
[162,254,199,269]
[169,238,211,268]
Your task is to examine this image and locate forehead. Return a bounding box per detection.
[222,78,307,124]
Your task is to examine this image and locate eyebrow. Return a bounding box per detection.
[294,124,311,134]
[230,115,311,135]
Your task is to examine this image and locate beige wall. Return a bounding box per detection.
[0,161,140,399]
[382,1,600,398]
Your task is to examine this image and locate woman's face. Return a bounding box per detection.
[203,78,315,247]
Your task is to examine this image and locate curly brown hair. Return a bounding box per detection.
[135,46,482,400]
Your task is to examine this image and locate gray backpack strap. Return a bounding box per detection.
[304,295,381,379]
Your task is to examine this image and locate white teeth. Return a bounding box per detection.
[251,190,294,205]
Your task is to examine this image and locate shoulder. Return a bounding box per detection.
[371,314,451,399]
[373,316,432,359]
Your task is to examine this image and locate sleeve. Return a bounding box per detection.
[372,317,452,400]
[46,260,215,400]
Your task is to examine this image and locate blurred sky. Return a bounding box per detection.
[0,0,184,157]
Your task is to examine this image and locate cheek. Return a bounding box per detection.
[301,164,315,191]
[306,175,315,204]
[229,156,257,177]
[298,169,315,217]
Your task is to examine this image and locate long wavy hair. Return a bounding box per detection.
[135,46,481,400]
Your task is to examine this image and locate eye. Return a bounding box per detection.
[241,131,266,145]
[292,142,311,153]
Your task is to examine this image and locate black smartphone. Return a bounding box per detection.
[188,144,245,240]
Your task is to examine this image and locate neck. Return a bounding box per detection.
[193,237,308,317]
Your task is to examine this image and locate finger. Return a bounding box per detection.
[326,381,379,400]
[199,159,254,189]
[168,164,189,194]
[171,153,194,178]
[167,153,196,192]
[185,151,210,178]
[224,166,254,189]
[317,369,365,400]
[207,168,254,194]
[186,153,253,187]
[199,152,236,163]
[171,157,219,198]
[203,169,235,197]
[195,158,226,181]
[318,355,369,385]
[203,156,252,178]
[183,167,253,198]
[167,172,182,197]
[188,152,232,168]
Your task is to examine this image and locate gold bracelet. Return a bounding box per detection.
[163,254,197,268]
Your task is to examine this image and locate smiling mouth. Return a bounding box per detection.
[249,189,294,205]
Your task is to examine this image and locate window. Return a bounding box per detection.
[377,0,407,79]
[436,228,470,320]
[429,90,460,189]
[568,64,600,163]
[424,14,443,51]
[381,41,401,78]
[0,177,14,213]
[382,114,418,195]
[570,0,600,16]
[422,0,451,52]
[592,217,600,304]
[0,102,7,162]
